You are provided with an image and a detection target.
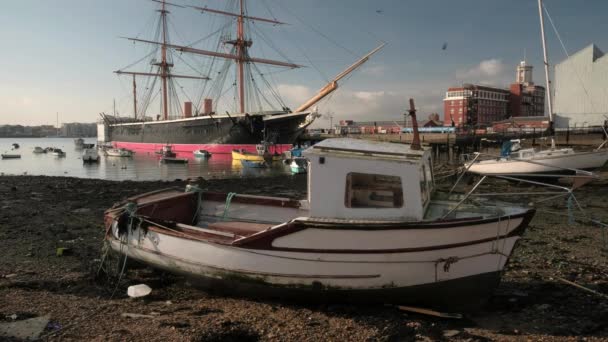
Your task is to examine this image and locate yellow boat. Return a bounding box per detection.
[231,149,282,162]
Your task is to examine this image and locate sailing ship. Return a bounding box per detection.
[99,0,383,155]
[465,0,608,175]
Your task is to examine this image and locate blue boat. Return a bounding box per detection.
[240,159,267,168]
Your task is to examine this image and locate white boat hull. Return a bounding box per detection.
[466,149,608,175]
[106,197,533,309]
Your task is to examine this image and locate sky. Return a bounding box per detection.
[1,0,607,127]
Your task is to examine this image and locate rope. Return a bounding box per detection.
[223,192,237,220]
[186,183,204,223]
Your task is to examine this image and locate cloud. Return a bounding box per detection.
[276,84,313,105]
[456,58,509,86]
[361,64,387,77]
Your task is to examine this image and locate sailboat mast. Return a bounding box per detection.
[537,0,555,148]
[160,0,169,120]
[132,74,137,119]
[237,0,246,113]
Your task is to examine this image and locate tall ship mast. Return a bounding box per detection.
[99,0,383,154]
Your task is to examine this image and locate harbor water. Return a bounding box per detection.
[0,138,293,181]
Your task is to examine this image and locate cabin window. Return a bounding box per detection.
[344,173,403,208]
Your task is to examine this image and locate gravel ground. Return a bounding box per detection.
[0,174,607,341]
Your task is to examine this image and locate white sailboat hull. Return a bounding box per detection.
[466,149,608,175]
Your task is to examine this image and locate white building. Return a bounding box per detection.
[554,44,608,128]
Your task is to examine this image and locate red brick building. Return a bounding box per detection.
[443,84,509,127]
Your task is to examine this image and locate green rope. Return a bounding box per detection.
[124,201,138,230]
[223,192,237,221]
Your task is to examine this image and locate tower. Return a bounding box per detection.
[516,60,533,85]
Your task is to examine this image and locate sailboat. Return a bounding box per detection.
[465,0,608,175]
[99,0,383,155]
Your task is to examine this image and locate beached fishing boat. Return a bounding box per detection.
[1,153,21,159]
[105,148,134,157]
[33,147,45,154]
[104,101,535,309]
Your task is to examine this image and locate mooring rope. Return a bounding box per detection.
[223,192,237,221]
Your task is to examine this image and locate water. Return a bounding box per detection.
[0,138,293,181]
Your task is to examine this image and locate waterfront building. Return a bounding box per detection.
[509,61,545,117]
[554,44,608,128]
[443,84,509,127]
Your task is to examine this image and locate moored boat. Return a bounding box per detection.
[290,157,308,174]
[11,143,19,149]
[104,133,535,310]
[52,149,66,157]
[193,149,212,159]
[232,149,282,162]
[160,156,188,164]
[74,137,85,148]
[240,159,267,168]
[33,146,46,154]
[105,148,134,157]
[82,145,100,163]
[1,153,21,159]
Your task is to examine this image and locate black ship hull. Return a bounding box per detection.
[104,112,312,154]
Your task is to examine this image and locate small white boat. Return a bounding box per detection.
[82,145,100,163]
[290,157,307,174]
[52,149,66,157]
[193,149,212,158]
[1,153,21,159]
[33,147,46,154]
[105,137,535,310]
[105,148,134,157]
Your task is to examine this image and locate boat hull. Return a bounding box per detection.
[466,149,608,175]
[106,199,533,310]
[109,234,501,309]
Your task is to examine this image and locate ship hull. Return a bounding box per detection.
[105,112,311,154]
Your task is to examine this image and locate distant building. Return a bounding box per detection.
[509,61,545,117]
[338,116,442,134]
[491,116,550,133]
[60,122,97,137]
[554,44,608,128]
[443,84,509,127]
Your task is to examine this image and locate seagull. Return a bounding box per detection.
[376,9,383,14]
[442,42,448,51]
